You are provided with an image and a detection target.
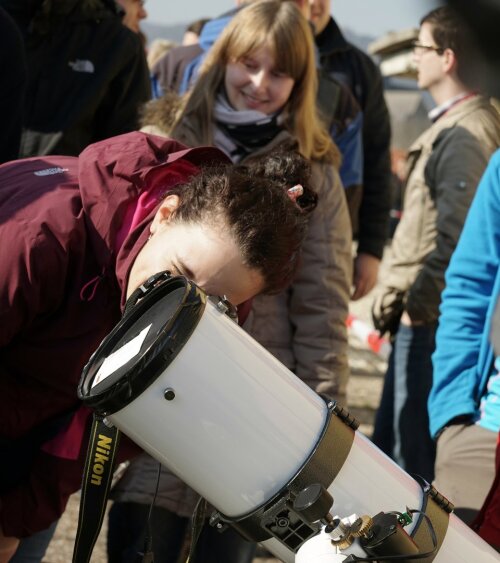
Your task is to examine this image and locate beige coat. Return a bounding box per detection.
[113,117,353,517]
[170,122,352,400]
[373,95,500,332]
[244,159,351,399]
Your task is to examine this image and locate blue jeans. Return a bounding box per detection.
[372,323,436,483]
[10,521,58,563]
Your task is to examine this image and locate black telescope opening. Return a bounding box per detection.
[77,275,206,414]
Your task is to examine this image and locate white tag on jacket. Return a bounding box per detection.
[68,59,95,73]
[34,167,69,176]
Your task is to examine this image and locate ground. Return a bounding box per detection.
[43,290,386,563]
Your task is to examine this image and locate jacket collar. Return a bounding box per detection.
[175,114,296,161]
[428,92,476,122]
[409,95,488,152]
[315,17,350,56]
[78,132,230,304]
[198,8,239,52]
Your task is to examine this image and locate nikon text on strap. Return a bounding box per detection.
[72,272,173,563]
[72,413,120,563]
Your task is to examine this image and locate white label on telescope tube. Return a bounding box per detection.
[92,324,152,388]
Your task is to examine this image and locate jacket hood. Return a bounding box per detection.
[140,91,183,134]
[178,8,238,94]
[2,0,118,34]
[77,132,230,296]
[315,16,350,56]
[198,8,239,53]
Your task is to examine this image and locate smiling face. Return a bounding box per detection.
[224,43,295,115]
[127,196,265,305]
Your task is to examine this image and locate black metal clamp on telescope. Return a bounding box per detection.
[209,399,359,550]
[209,398,454,562]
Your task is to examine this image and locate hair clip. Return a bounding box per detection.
[287,184,304,204]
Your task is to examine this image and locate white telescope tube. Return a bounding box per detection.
[296,531,348,562]
[107,298,328,517]
[79,277,500,563]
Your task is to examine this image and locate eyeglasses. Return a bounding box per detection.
[411,41,445,55]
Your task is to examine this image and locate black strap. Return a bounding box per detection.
[186,497,208,562]
[123,270,172,317]
[409,479,453,563]
[72,413,121,563]
[72,271,172,562]
[316,70,341,130]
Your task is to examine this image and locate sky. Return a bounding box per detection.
[144,0,443,37]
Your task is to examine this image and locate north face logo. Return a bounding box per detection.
[68,59,95,73]
[34,167,69,177]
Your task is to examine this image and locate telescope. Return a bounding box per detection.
[77,274,500,562]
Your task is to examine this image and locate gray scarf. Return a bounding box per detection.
[213,92,285,162]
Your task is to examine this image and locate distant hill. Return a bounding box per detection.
[343,29,376,53]
[142,21,376,55]
[143,22,185,45]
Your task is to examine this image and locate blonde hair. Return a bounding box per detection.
[170,1,339,165]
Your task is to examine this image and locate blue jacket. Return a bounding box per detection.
[429,149,500,438]
[179,12,234,95]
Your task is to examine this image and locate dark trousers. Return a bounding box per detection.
[9,522,58,563]
[372,323,437,483]
[107,501,257,563]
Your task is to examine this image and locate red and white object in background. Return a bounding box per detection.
[346,314,392,360]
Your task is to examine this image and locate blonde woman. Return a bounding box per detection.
[145,1,352,397]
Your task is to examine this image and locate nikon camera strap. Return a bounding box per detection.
[72,272,174,563]
[72,413,120,563]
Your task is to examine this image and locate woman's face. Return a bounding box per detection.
[127,196,265,305]
[224,43,295,115]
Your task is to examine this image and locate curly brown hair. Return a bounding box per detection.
[167,148,317,294]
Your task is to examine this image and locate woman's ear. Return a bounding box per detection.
[150,194,180,236]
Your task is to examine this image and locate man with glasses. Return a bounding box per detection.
[371,6,500,484]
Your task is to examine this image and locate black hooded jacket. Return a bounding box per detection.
[316,17,392,259]
[1,0,150,157]
[0,7,26,163]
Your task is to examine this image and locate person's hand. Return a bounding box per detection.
[352,253,380,301]
[400,310,424,327]
[400,310,412,326]
[372,289,404,336]
[0,526,19,563]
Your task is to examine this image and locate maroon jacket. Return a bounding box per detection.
[0,132,228,536]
